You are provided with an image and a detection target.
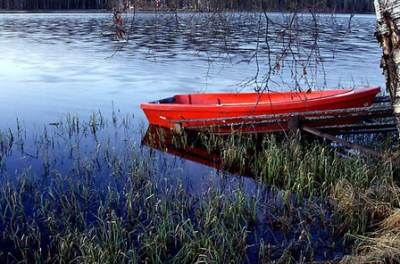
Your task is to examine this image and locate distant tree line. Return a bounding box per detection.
[0,0,374,13]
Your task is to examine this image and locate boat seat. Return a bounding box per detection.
[175,95,192,104]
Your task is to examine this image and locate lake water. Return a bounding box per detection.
[0,12,385,130]
[0,11,386,186]
[0,11,386,261]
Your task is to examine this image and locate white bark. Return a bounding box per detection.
[374,0,400,136]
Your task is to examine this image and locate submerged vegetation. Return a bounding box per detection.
[0,111,398,263]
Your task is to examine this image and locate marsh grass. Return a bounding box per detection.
[0,113,398,263]
[340,209,400,263]
[188,128,400,261]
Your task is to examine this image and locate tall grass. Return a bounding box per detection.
[0,113,397,263]
[194,128,400,262]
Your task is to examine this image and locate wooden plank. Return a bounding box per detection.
[329,127,397,135]
[288,116,299,132]
[300,125,386,158]
[168,106,393,125]
[374,96,391,103]
[316,122,397,132]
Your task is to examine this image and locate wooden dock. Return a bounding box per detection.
[172,96,396,158]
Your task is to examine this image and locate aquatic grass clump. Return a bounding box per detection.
[136,184,250,263]
[212,130,393,194]
[340,209,400,263]
[195,129,398,239]
[332,176,400,237]
[0,112,396,263]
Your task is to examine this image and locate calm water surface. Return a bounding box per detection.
[0,12,385,129]
[0,12,385,261]
[0,10,386,205]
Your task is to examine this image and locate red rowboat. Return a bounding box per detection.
[140,86,381,133]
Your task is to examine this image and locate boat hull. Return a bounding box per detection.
[140,86,381,133]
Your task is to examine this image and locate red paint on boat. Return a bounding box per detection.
[140,86,381,131]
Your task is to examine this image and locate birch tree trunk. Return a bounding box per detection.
[374,0,400,137]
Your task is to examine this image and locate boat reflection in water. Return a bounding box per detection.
[141,124,254,177]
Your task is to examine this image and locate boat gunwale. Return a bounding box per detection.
[141,86,379,109]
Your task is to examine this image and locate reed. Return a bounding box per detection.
[196,130,398,245]
[0,112,397,263]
